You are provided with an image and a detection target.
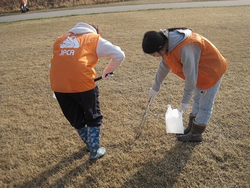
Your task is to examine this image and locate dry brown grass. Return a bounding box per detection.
[1,5,250,188]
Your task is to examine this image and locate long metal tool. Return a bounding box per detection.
[135,97,154,139]
[94,72,113,82]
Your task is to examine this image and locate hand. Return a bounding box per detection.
[179,103,190,112]
[149,88,158,99]
[102,72,114,79]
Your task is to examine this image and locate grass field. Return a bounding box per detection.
[1,4,250,188]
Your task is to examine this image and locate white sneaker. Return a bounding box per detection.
[89,147,106,160]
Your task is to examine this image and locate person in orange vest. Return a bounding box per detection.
[50,23,125,160]
[142,28,227,142]
[19,0,29,13]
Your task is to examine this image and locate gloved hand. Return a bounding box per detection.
[179,103,190,112]
[102,72,114,79]
[149,88,158,99]
[102,60,120,79]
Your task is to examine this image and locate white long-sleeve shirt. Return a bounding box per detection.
[96,37,125,75]
[69,22,125,76]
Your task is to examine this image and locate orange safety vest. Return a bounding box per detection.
[163,33,227,90]
[50,32,100,93]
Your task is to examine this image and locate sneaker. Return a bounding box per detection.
[89,147,106,160]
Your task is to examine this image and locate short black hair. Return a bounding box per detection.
[142,31,166,54]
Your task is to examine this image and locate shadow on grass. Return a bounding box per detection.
[121,141,199,188]
[18,149,91,188]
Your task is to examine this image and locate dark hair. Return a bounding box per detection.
[142,27,191,54]
[142,31,167,54]
[89,24,103,36]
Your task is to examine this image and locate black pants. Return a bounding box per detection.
[55,86,103,129]
[20,4,26,13]
[20,4,29,13]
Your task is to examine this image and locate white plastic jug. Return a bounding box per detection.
[165,104,184,134]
